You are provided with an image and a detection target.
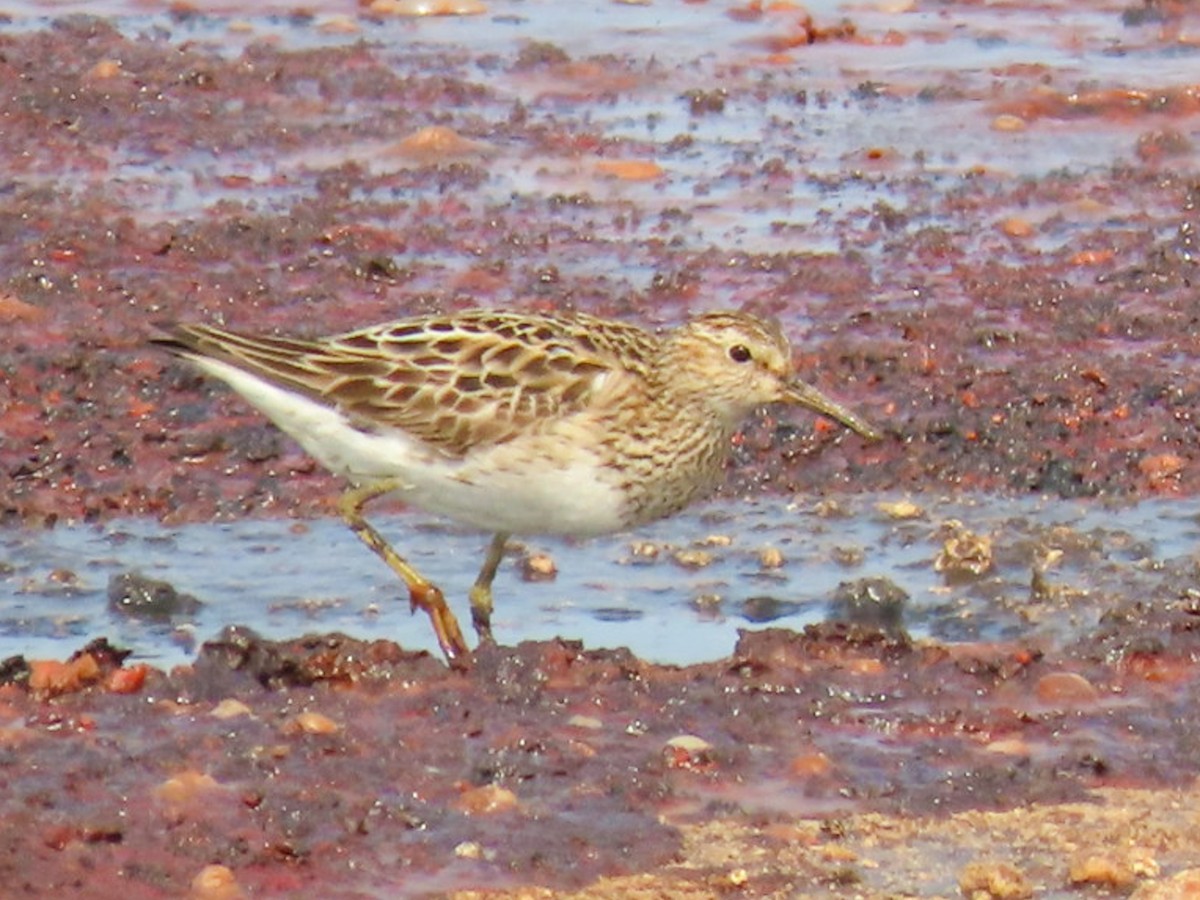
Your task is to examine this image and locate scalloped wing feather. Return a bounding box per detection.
[159,311,659,458]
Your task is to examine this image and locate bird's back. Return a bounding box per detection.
[153,309,661,459]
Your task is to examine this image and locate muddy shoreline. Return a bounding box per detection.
[3,2,1200,896]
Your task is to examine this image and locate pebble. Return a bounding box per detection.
[317,15,360,34]
[370,0,487,15]
[876,499,924,520]
[390,125,492,164]
[1068,854,1136,889]
[829,577,909,631]
[157,771,222,807]
[662,734,714,769]
[983,738,1031,758]
[627,541,660,564]
[958,859,1033,899]
[1035,671,1100,705]
[519,551,558,582]
[454,841,496,860]
[455,783,519,815]
[757,545,785,569]
[1000,217,1034,238]
[595,159,665,181]
[287,711,341,735]
[672,548,713,569]
[189,864,245,900]
[934,523,994,578]
[991,114,1028,132]
[88,59,122,80]
[813,498,849,518]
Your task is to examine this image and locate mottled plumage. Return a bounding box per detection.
[153,308,879,665]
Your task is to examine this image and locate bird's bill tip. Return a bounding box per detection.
[783,381,882,440]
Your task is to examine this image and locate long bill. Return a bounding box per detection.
[784,381,882,441]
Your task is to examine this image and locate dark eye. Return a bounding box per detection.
[728,344,752,363]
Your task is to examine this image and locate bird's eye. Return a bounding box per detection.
[728,344,753,363]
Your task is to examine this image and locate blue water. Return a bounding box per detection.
[2,494,1195,666]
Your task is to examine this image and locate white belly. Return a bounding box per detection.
[193,357,629,536]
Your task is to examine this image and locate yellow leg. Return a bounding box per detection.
[337,481,470,667]
[468,532,509,644]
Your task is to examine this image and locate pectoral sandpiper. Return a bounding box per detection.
[153,308,880,666]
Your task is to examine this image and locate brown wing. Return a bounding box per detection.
[153,310,658,458]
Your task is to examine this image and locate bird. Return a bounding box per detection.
[152,308,880,666]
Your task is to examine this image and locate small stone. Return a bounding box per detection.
[287,711,341,735]
[628,540,657,561]
[389,125,493,164]
[567,714,603,730]
[757,545,785,569]
[934,522,993,579]
[991,114,1027,132]
[370,0,486,15]
[1035,671,1100,706]
[157,772,222,807]
[569,739,597,758]
[595,159,665,181]
[663,734,715,770]
[690,592,723,615]
[317,15,360,34]
[813,498,849,518]
[829,577,909,632]
[455,783,519,815]
[958,859,1033,899]
[876,499,924,520]
[741,595,803,622]
[984,738,1031,757]
[1000,217,1034,238]
[88,59,122,80]
[189,864,244,899]
[672,548,713,569]
[210,699,252,720]
[454,841,487,859]
[1068,854,1135,889]
[106,665,148,694]
[519,551,557,582]
[626,541,661,564]
[48,568,81,586]
[28,655,102,697]
[108,572,202,620]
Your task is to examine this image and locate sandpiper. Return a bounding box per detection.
[154,308,879,665]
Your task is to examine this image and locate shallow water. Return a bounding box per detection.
[3,492,1196,666]
[7,0,1192,243]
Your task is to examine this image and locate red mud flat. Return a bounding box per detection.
[4,605,1200,898]
[2,11,1200,527]
[3,4,1200,898]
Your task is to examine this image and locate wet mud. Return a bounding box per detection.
[2,0,1200,896]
